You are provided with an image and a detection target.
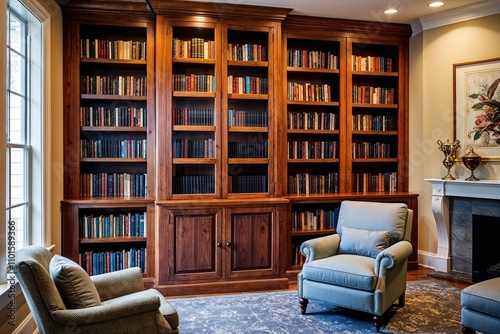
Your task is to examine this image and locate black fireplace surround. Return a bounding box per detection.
[449,197,500,282]
[473,214,500,281]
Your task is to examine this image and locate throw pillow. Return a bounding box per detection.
[49,255,102,309]
[338,226,390,258]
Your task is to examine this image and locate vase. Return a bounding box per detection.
[462,147,481,181]
[437,139,460,180]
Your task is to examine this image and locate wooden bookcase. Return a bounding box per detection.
[60,1,416,295]
[61,3,156,283]
[152,2,291,294]
[281,16,416,277]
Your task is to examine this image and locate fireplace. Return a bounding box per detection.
[473,214,500,282]
[426,179,500,281]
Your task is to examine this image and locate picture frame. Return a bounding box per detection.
[454,57,500,161]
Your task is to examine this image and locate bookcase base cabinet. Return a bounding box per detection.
[155,199,289,296]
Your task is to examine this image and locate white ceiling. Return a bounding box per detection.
[181,0,500,32]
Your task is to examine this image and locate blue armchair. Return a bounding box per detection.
[298,200,413,332]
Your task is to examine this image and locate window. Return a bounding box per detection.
[3,0,44,284]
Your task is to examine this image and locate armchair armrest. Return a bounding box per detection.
[374,240,412,276]
[300,234,340,263]
[91,267,144,301]
[51,292,160,325]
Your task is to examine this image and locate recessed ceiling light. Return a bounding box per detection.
[428,2,445,7]
[384,9,398,14]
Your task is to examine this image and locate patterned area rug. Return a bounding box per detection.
[168,280,463,333]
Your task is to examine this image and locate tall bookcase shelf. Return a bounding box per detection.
[283,34,344,196]
[281,16,414,278]
[62,3,156,282]
[222,25,275,198]
[151,1,291,295]
[347,38,407,193]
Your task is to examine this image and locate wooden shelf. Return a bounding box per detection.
[291,229,336,236]
[80,236,147,243]
[81,94,147,101]
[81,126,147,132]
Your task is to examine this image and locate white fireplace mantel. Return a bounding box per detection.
[425,178,500,273]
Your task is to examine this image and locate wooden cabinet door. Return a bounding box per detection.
[159,207,222,284]
[225,206,279,279]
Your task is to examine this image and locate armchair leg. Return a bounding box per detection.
[373,315,382,332]
[462,327,475,334]
[299,298,309,314]
[398,292,406,307]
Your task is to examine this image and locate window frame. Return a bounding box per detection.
[1,0,52,299]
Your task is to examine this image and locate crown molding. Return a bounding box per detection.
[411,0,500,36]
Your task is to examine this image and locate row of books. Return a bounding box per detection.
[291,244,305,266]
[352,172,398,192]
[288,140,338,159]
[172,139,215,158]
[288,172,339,194]
[80,38,146,60]
[287,50,338,69]
[352,114,396,131]
[287,82,332,102]
[174,108,215,126]
[351,55,393,72]
[227,43,267,61]
[287,111,338,130]
[228,110,268,127]
[173,37,215,59]
[352,86,395,104]
[173,74,216,92]
[79,212,147,239]
[228,142,268,158]
[81,75,146,96]
[173,175,215,194]
[79,248,146,276]
[227,76,268,94]
[291,208,340,231]
[80,106,147,127]
[81,139,147,158]
[229,175,267,193]
[80,173,147,197]
[352,142,392,159]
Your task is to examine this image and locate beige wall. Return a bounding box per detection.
[409,14,500,266]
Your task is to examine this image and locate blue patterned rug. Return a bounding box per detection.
[168,280,463,333]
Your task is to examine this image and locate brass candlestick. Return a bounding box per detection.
[462,147,481,181]
[437,139,460,180]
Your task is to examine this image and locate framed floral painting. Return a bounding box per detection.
[454,57,500,161]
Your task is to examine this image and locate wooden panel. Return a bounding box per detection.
[174,214,217,272]
[163,207,223,283]
[225,206,279,279]
[230,213,272,270]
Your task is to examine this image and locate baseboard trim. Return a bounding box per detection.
[418,250,436,270]
[12,313,37,334]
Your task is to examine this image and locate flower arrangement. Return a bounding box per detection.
[468,78,500,146]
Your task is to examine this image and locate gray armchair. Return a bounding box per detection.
[14,245,179,334]
[298,200,413,332]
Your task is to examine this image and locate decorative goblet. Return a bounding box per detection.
[462,147,481,181]
[437,139,460,180]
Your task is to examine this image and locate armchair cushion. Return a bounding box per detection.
[337,201,408,245]
[302,254,377,291]
[338,226,390,258]
[49,255,102,309]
